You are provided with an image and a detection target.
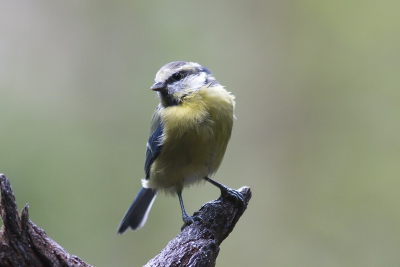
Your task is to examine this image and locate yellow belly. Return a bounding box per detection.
[142,85,235,195]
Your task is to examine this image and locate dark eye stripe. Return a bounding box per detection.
[167,71,187,84]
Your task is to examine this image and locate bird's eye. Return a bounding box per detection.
[170,72,183,82]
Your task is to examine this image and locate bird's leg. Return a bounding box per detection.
[204,177,245,206]
[177,191,194,228]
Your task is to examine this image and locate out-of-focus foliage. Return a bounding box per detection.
[1,1,399,266]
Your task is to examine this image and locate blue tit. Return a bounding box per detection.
[117,61,242,234]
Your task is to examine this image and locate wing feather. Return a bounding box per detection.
[144,108,163,179]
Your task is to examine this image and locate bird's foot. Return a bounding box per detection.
[181,214,202,231]
[221,187,246,207]
[204,177,246,207]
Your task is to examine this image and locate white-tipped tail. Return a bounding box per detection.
[117,187,157,234]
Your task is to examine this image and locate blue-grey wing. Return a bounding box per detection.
[144,121,163,179]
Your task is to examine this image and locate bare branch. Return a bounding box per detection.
[0,174,251,267]
[144,186,252,267]
[0,174,92,267]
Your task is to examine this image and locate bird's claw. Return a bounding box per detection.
[221,187,246,207]
[181,214,202,231]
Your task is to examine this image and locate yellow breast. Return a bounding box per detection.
[143,85,235,194]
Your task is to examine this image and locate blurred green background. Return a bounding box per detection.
[1,1,399,266]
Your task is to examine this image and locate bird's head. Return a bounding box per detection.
[150,61,218,107]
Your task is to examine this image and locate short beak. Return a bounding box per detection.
[150,82,166,92]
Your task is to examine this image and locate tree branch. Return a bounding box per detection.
[144,186,252,267]
[0,174,251,267]
[0,174,93,267]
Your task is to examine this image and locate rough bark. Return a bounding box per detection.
[0,174,92,267]
[0,174,251,267]
[144,186,251,267]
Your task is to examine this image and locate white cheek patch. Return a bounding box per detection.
[186,72,207,90]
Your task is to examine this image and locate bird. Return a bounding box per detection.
[117,61,243,234]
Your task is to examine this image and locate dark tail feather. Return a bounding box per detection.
[117,187,157,234]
